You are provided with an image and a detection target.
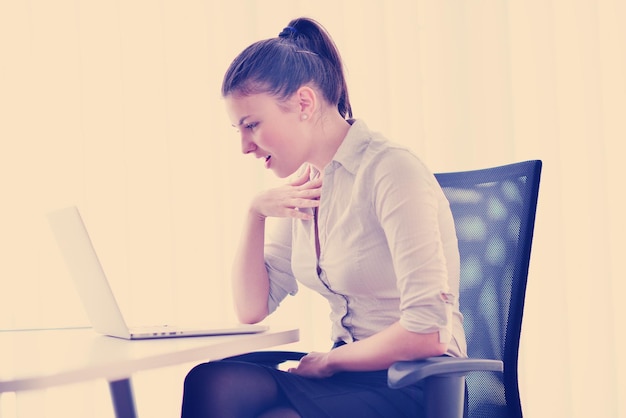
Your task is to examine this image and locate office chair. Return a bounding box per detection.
[228,160,542,418]
[388,160,542,417]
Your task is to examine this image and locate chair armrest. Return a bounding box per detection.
[388,357,503,389]
[223,351,307,368]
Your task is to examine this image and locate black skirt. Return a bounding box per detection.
[261,365,425,418]
[222,340,426,417]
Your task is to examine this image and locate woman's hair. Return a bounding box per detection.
[221,17,352,119]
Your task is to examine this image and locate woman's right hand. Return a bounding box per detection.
[250,166,322,221]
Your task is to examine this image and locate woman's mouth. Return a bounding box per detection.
[264,155,272,168]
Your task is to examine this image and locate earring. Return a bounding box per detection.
[301,114,308,121]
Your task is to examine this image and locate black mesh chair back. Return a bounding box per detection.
[435,160,542,417]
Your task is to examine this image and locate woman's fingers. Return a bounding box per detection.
[289,165,312,187]
[251,168,322,220]
[260,194,318,220]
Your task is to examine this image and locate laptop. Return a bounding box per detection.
[47,206,268,340]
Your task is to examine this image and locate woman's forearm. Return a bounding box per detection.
[325,322,447,373]
[289,322,447,378]
[231,208,270,323]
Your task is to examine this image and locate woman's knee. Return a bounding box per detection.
[182,360,282,408]
[183,362,215,390]
[184,361,247,393]
[182,361,280,417]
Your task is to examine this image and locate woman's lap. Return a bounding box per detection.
[182,359,425,418]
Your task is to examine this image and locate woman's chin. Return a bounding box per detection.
[272,165,297,179]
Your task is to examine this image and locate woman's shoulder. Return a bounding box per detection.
[363,135,430,175]
[356,134,437,194]
[350,120,420,158]
[342,119,436,185]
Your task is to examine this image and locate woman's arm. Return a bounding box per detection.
[290,322,447,378]
[231,210,271,323]
[231,167,322,323]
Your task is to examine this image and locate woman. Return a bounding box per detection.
[182,17,467,418]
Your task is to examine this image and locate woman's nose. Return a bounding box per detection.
[241,135,256,155]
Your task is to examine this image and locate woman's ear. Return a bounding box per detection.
[296,86,317,121]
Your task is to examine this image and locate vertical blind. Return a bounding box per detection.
[1,1,624,417]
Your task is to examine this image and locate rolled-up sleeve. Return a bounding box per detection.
[372,149,455,343]
[264,217,298,314]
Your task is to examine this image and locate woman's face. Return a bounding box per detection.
[225,92,308,178]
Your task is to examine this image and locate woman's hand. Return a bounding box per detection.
[251,166,321,221]
[288,352,334,378]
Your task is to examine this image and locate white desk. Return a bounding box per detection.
[0,327,299,417]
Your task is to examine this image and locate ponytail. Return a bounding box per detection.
[222,17,352,119]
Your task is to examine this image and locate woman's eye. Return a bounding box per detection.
[245,122,258,130]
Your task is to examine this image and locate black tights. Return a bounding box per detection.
[181,361,301,418]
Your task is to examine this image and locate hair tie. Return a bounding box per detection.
[278,26,298,38]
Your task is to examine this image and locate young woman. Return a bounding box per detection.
[181,17,467,418]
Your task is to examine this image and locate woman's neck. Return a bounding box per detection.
[307,111,351,173]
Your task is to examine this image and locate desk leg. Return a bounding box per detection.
[109,379,137,418]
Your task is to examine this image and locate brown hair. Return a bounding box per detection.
[221,17,352,119]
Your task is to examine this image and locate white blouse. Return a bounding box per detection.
[264,120,467,358]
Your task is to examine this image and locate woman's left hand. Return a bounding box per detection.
[287,352,334,378]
